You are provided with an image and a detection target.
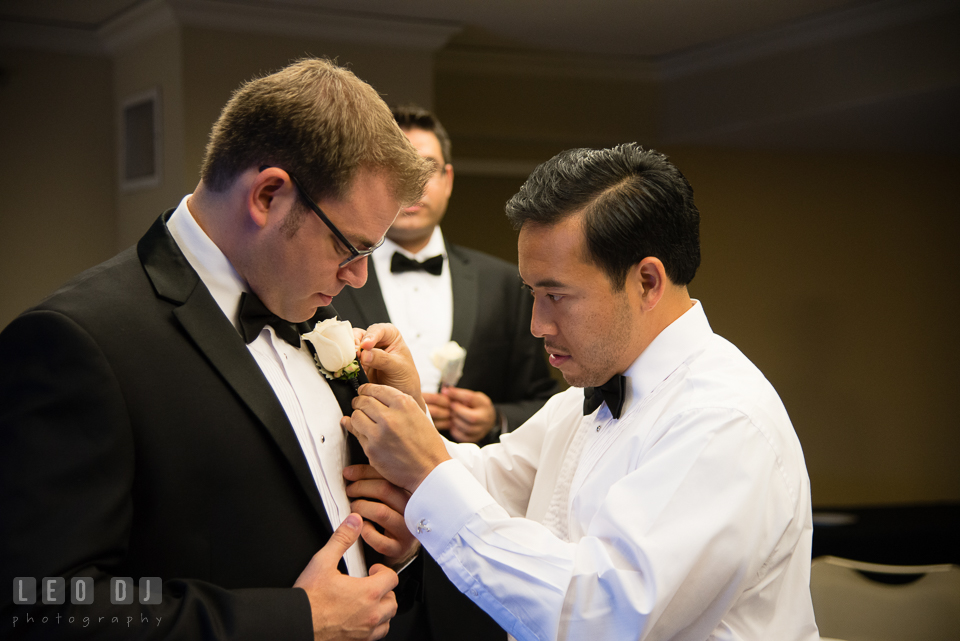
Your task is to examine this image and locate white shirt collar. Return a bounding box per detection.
[376,225,447,267]
[620,300,712,414]
[166,195,248,332]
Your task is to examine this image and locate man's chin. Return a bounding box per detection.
[555,363,582,388]
[286,301,324,323]
[388,217,433,238]
[559,366,608,389]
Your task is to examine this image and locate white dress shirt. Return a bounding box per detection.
[167,195,366,577]
[371,227,452,394]
[405,302,820,640]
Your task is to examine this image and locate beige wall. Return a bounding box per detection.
[666,148,960,506]
[0,47,115,327]
[662,15,960,144]
[113,27,186,248]
[441,148,960,508]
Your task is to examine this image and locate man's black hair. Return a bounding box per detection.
[505,143,700,289]
[391,104,452,165]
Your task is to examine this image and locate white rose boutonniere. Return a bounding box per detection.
[302,318,361,381]
[431,340,467,390]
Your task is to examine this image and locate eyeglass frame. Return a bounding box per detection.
[259,165,386,268]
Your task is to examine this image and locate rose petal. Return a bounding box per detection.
[303,318,356,372]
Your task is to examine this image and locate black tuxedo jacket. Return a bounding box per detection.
[0,213,398,640]
[333,241,558,438]
[333,241,559,641]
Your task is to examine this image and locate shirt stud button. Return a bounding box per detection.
[320,435,325,443]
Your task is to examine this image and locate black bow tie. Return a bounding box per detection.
[238,291,301,348]
[391,252,444,276]
[583,373,626,419]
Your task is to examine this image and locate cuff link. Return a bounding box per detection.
[416,519,431,534]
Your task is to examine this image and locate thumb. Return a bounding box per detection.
[360,347,396,372]
[316,513,363,567]
[360,322,399,351]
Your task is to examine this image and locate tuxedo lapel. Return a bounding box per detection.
[447,243,479,351]
[137,213,334,531]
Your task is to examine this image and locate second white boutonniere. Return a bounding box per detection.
[431,340,466,390]
[302,317,361,382]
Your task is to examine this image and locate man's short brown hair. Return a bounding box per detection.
[201,58,429,208]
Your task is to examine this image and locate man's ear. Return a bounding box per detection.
[247,167,291,228]
[631,257,668,311]
[442,163,454,198]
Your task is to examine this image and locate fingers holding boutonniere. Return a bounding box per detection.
[344,384,450,493]
[356,324,425,410]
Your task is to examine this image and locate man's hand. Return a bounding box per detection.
[440,387,498,443]
[294,513,399,641]
[355,324,425,412]
[343,384,451,493]
[343,464,419,569]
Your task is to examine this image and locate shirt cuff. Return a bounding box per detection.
[405,459,497,558]
[393,549,419,574]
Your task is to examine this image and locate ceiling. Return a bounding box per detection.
[1,0,957,154]
[0,0,920,57]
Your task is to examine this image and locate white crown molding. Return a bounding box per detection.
[436,0,957,84]
[167,0,460,51]
[99,0,177,54]
[2,0,459,55]
[3,0,953,83]
[658,0,959,79]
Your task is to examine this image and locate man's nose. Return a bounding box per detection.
[339,256,369,288]
[530,298,556,338]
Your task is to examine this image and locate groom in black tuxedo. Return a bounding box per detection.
[0,59,432,640]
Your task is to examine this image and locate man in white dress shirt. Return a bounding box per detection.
[346,144,821,640]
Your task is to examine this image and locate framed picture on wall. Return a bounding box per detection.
[119,87,161,191]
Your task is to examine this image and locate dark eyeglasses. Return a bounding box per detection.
[261,166,385,268]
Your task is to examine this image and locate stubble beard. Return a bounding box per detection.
[561,297,635,388]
